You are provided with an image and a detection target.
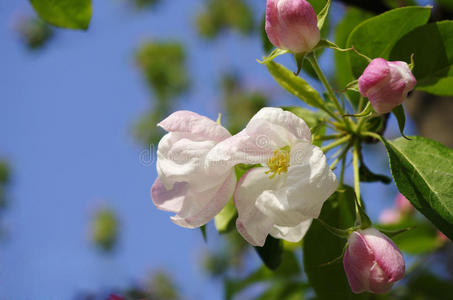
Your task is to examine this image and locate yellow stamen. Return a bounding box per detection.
[265,148,290,179]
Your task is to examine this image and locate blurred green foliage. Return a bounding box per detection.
[30,0,92,30]
[129,0,160,10]
[16,16,53,50]
[0,161,10,209]
[221,73,268,135]
[92,208,119,252]
[134,41,189,146]
[135,41,189,101]
[196,0,254,39]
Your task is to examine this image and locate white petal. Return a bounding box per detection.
[158,110,230,142]
[170,171,237,228]
[270,219,313,242]
[206,107,312,169]
[250,107,312,143]
[151,178,187,213]
[256,142,338,226]
[234,167,280,246]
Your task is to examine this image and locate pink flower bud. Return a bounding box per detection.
[106,295,124,300]
[358,58,416,114]
[379,208,401,225]
[343,228,405,294]
[265,0,320,53]
[395,193,413,215]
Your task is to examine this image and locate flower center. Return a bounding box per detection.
[265,146,290,179]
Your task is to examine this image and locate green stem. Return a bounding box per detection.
[339,156,346,188]
[352,141,363,208]
[314,133,346,142]
[321,135,350,153]
[307,53,344,115]
[329,142,351,170]
[363,131,382,141]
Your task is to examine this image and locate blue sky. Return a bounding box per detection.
[0,1,420,299]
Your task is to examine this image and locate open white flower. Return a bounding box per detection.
[207,107,338,246]
[151,111,236,228]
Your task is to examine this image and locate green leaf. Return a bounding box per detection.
[392,105,409,139]
[214,199,237,233]
[29,0,92,30]
[347,6,431,77]
[379,221,441,254]
[382,136,453,240]
[317,0,331,30]
[390,21,453,96]
[225,251,301,300]
[359,161,391,184]
[303,186,369,300]
[255,235,283,270]
[264,61,325,109]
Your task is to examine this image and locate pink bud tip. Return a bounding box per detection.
[343,228,405,294]
[358,58,416,114]
[265,0,320,53]
[395,193,413,214]
[106,295,125,300]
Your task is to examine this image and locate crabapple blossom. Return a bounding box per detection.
[207,107,338,246]
[151,111,236,228]
[265,0,320,54]
[343,228,405,294]
[358,58,416,114]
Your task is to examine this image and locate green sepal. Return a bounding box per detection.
[317,0,331,30]
[257,48,289,64]
[392,104,410,140]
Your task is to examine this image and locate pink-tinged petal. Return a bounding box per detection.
[156,133,218,191]
[171,171,237,228]
[158,110,230,142]
[275,0,320,53]
[265,0,320,53]
[361,228,405,284]
[358,58,390,97]
[234,168,279,246]
[359,59,416,114]
[151,178,187,213]
[265,0,282,49]
[270,218,312,242]
[344,229,405,294]
[256,142,337,226]
[343,231,375,293]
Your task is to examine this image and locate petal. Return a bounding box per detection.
[358,58,390,97]
[343,231,375,293]
[156,133,218,191]
[151,178,187,213]
[361,228,405,283]
[256,142,338,226]
[234,167,279,246]
[249,107,312,143]
[171,171,237,228]
[158,110,230,142]
[206,107,311,168]
[270,218,312,243]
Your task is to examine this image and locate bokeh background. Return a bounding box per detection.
[1,0,452,299]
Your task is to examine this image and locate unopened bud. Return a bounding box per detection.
[343,228,405,294]
[265,0,320,54]
[358,58,416,114]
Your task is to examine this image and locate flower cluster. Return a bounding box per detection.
[152,108,338,246]
[151,0,421,295]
